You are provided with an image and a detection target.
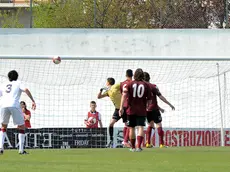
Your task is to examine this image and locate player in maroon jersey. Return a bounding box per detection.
[119,68,151,152]
[120,69,133,147]
[143,72,175,148]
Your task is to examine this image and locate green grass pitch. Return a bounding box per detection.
[0,147,230,172]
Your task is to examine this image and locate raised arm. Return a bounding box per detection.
[24,88,36,110]
[97,88,108,99]
[159,95,175,110]
[153,85,175,110]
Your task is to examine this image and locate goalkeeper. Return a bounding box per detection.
[97,78,121,148]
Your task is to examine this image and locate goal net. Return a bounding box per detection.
[0,57,230,148]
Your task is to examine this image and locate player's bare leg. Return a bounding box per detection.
[18,125,28,154]
[136,126,144,152]
[146,121,155,148]
[107,119,117,148]
[129,127,136,152]
[0,124,7,154]
[156,123,166,148]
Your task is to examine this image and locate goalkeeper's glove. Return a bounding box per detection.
[100,87,108,92]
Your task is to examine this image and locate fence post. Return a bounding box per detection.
[30,0,33,28]
[225,0,229,28]
[94,0,97,28]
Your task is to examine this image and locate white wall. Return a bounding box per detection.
[1,29,230,57]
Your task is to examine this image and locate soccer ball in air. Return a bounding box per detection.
[53,56,61,64]
[88,117,96,125]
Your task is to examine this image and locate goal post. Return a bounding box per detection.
[1,55,230,60]
[0,55,230,148]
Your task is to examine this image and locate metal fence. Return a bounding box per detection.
[0,0,230,28]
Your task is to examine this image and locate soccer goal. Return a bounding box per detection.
[0,55,230,148]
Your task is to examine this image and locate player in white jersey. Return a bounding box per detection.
[0,70,36,155]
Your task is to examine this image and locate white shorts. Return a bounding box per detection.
[0,107,25,126]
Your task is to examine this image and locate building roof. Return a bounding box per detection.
[0,0,46,8]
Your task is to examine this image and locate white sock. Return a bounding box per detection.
[0,131,6,150]
[152,128,155,136]
[18,133,25,153]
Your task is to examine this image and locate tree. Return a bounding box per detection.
[33,0,94,28]
[0,0,227,28]
[0,8,24,28]
[209,0,225,28]
[94,0,147,28]
[145,0,224,28]
[91,0,226,28]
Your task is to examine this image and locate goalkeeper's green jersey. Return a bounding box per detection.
[102,84,121,109]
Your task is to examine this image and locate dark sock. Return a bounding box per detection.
[146,126,152,144]
[131,139,136,149]
[158,127,164,145]
[123,126,127,142]
[109,126,113,141]
[137,136,143,148]
[19,130,25,134]
[1,128,6,132]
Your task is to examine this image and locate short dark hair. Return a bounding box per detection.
[20,101,27,110]
[143,72,150,82]
[8,70,18,81]
[107,77,115,85]
[126,69,133,77]
[90,101,96,105]
[134,68,144,81]
[20,101,26,105]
